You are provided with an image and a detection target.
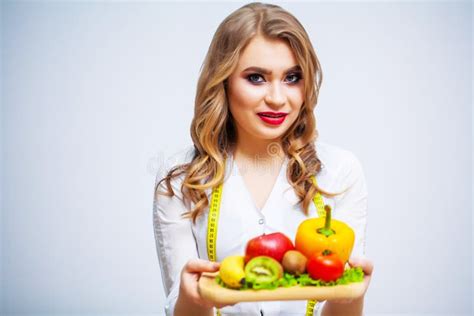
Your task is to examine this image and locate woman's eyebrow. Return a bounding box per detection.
[242,65,302,75]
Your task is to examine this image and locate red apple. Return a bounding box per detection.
[245,232,295,263]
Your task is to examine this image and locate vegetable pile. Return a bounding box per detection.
[217,205,364,290]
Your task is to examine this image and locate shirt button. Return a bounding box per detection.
[258,218,265,225]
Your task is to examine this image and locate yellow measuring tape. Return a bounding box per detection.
[207,174,325,316]
[207,182,223,262]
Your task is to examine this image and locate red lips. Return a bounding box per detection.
[257,112,288,126]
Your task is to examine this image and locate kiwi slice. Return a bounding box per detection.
[244,256,283,285]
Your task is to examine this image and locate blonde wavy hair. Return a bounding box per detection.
[156,2,341,223]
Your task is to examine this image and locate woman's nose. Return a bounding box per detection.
[264,83,286,107]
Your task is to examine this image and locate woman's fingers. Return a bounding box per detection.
[347,256,374,298]
[348,257,374,276]
[184,258,220,273]
[179,258,223,309]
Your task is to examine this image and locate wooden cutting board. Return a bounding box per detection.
[198,271,366,305]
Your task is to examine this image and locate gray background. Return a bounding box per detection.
[1,1,472,315]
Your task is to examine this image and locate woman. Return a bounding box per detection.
[153,2,373,315]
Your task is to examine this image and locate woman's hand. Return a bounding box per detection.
[350,256,374,294]
[328,256,374,305]
[176,258,234,313]
[321,257,373,316]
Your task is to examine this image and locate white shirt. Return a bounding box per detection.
[153,140,368,316]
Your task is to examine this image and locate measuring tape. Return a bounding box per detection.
[207,174,325,316]
[311,176,326,218]
[207,182,223,262]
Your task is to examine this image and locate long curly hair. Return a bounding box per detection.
[155,2,341,224]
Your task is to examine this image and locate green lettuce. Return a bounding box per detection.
[215,267,364,290]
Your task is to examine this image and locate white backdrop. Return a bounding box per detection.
[1,1,472,315]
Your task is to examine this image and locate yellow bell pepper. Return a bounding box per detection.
[295,205,355,263]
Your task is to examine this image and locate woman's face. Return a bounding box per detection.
[226,35,305,143]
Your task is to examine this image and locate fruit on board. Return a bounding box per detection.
[245,232,295,263]
[306,249,345,282]
[244,256,284,285]
[219,255,246,289]
[281,250,307,276]
[295,205,354,263]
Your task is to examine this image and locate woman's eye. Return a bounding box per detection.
[246,72,303,84]
[247,73,264,83]
[286,73,302,83]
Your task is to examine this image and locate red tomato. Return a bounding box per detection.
[245,232,295,263]
[306,250,344,282]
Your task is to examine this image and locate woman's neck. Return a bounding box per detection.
[231,134,285,168]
